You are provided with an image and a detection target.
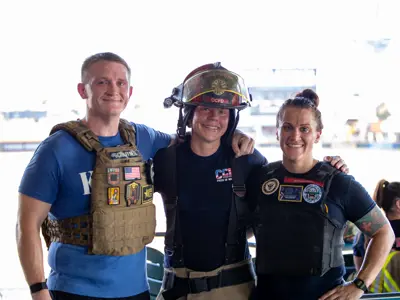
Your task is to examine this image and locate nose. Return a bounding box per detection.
[289,128,301,139]
[106,81,119,95]
[207,108,219,119]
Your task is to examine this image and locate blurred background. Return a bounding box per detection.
[0,0,399,298]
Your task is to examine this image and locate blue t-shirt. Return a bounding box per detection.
[249,164,376,300]
[174,141,266,271]
[19,123,171,298]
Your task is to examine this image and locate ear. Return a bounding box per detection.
[396,198,400,211]
[77,83,87,99]
[314,130,322,143]
[276,128,279,141]
[129,85,133,98]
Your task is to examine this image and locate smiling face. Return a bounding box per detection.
[190,105,230,145]
[277,106,321,163]
[77,60,133,118]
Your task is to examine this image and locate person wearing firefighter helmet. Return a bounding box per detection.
[153,62,267,299]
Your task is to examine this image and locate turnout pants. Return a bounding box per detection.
[156,259,255,300]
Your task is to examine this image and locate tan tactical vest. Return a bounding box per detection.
[41,119,156,256]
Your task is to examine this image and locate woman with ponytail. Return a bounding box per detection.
[353,180,400,271]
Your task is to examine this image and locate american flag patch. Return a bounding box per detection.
[123,166,141,180]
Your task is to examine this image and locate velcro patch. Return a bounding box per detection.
[284,176,324,187]
[107,187,120,205]
[278,185,303,202]
[125,182,141,206]
[261,178,279,195]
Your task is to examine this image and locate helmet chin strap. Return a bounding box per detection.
[177,107,185,140]
[222,110,240,146]
[177,106,194,140]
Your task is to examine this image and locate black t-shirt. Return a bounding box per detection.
[247,162,376,300]
[156,141,267,271]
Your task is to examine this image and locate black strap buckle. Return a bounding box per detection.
[188,273,222,294]
[232,184,246,197]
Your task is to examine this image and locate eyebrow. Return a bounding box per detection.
[282,122,310,126]
[95,77,128,82]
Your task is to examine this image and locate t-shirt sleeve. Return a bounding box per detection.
[18,140,61,204]
[133,123,171,159]
[341,175,376,223]
[249,148,268,166]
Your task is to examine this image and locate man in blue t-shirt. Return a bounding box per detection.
[16,53,255,300]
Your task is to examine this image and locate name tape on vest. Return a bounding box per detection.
[109,150,139,160]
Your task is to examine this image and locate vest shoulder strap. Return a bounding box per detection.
[265,160,282,176]
[119,119,136,146]
[316,162,340,179]
[316,162,340,202]
[49,120,100,152]
[49,119,137,152]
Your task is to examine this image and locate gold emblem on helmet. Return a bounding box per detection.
[211,79,228,95]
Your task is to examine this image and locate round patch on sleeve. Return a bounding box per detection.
[262,178,280,195]
[303,184,323,203]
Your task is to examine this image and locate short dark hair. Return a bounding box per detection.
[81,52,131,82]
[276,89,323,131]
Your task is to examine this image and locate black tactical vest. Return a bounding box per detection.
[253,161,345,276]
[153,142,251,268]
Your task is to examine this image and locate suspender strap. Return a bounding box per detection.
[225,156,250,264]
[162,145,184,267]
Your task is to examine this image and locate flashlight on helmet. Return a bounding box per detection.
[163,84,183,109]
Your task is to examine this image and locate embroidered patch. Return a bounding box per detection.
[124,166,141,181]
[142,185,153,203]
[278,185,303,202]
[303,184,323,204]
[109,150,139,160]
[284,176,324,187]
[125,182,141,206]
[107,187,120,205]
[261,178,279,195]
[107,168,120,185]
[215,168,232,182]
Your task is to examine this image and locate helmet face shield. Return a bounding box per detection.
[182,69,250,110]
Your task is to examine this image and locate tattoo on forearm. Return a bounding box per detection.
[355,206,389,238]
